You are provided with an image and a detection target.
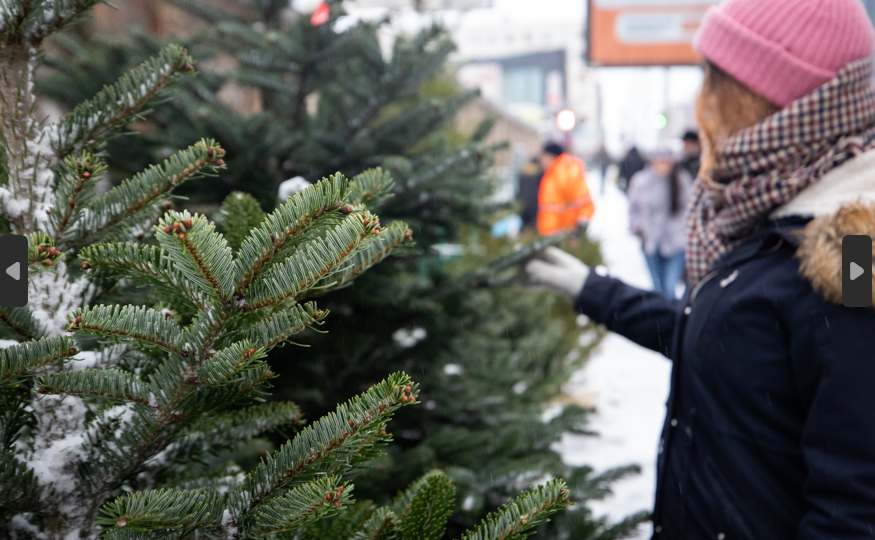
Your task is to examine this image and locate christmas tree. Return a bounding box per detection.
[37,1,649,538]
[0,2,575,538]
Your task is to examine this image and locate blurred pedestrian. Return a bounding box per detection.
[517,157,543,232]
[627,151,693,297]
[525,0,875,537]
[617,146,646,193]
[678,130,701,179]
[536,142,594,237]
[594,144,612,194]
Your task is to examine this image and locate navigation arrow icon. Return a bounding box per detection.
[850,261,865,281]
[6,262,19,281]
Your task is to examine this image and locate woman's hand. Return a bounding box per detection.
[524,246,591,300]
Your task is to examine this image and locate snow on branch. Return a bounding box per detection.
[48,45,196,159]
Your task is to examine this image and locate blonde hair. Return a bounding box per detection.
[695,61,780,181]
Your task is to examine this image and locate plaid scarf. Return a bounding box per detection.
[686,58,875,284]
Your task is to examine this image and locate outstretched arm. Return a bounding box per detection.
[526,248,680,358]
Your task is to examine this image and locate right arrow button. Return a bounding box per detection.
[850,261,864,281]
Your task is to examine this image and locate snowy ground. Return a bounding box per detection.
[556,170,673,538]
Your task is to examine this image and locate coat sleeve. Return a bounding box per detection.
[574,273,680,358]
[790,292,875,539]
[565,159,594,223]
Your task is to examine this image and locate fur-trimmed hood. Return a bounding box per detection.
[771,149,875,306]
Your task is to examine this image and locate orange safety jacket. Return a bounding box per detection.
[536,153,594,235]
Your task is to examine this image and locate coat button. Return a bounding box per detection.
[670,418,677,427]
[684,306,692,315]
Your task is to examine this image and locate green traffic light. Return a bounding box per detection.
[655,114,668,130]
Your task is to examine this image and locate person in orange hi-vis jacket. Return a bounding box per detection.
[536,142,594,236]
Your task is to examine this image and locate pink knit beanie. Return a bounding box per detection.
[694,0,875,108]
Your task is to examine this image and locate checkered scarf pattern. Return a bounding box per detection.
[686,58,875,284]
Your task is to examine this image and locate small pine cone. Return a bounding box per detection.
[37,245,45,253]
[363,219,370,226]
[173,222,181,231]
[116,517,128,527]
[214,159,226,166]
[43,260,52,266]
[339,204,354,215]
[333,500,340,507]
[326,492,333,500]
[266,371,275,377]
[404,384,412,394]
[164,201,173,209]
[136,232,145,240]
[207,148,215,158]
[75,316,82,323]
[248,348,255,356]
[178,233,186,240]
[184,64,195,72]
[183,219,192,229]
[82,171,91,179]
[162,226,172,234]
[217,148,226,157]
[80,262,90,270]
[348,420,354,427]
[69,348,77,355]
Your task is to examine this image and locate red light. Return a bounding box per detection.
[311,2,330,26]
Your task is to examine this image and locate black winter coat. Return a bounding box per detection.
[574,214,875,539]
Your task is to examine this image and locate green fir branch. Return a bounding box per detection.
[220,191,266,252]
[241,476,352,538]
[244,216,374,310]
[156,211,235,301]
[228,372,417,518]
[347,168,395,208]
[36,369,150,404]
[26,231,62,270]
[68,305,184,354]
[1,0,104,44]
[65,139,225,246]
[0,451,44,512]
[350,507,398,540]
[79,242,210,309]
[0,336,77,386]
[0,306,41,341]
[182,402,304,449]
[457,479,573,540]
[97,488,222,537]
[50,153,105,237]
[305,220,411,296]
[196,341,265,385]
[398,471,455,540]
[240,302,327,353]
[48,45,195,158]
[233,174,347,294]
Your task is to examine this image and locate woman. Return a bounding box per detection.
[525,0,875,537]
[627,152,693,298]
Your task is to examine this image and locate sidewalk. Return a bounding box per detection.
[556,172,672,538]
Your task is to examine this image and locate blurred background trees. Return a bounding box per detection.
[37,1,648,537]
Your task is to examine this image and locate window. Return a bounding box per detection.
[503,66,543,105]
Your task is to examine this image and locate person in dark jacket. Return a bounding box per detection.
[525,0,875,538]
[517,157,544,232]
[617,146,646,193]
[677,130,701,180]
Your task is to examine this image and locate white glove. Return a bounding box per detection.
[524,246,590,300]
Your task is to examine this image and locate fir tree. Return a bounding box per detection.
[0,2,575,538]
[37,1,649,537]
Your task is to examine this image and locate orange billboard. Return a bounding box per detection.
[588,0,720,66]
